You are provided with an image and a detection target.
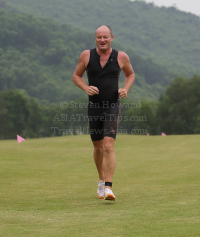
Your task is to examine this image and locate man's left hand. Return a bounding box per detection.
[118,88,127,99]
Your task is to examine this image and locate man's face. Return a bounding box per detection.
[95,26,114,52]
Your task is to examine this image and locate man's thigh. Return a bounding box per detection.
[89,116,104,141]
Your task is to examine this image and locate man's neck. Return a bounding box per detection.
[96,47,112,56]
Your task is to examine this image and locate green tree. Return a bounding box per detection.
[25,97,46,138]
[156,75,200,134]
[0,90,29,139]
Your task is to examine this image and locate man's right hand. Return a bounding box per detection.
[85,86,99,96]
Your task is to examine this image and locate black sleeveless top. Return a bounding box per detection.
[86,48,121,106]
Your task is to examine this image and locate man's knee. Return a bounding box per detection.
[94,146,104,153]
[93,141,104,153]
[104,142,114,154]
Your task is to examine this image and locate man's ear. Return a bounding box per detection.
[111,35,114,41]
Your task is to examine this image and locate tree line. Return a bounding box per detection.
[1,75,199,139]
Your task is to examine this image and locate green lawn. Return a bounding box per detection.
[0,135,200,237]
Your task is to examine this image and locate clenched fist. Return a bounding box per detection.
[118,88,127,99]
[85,86,99,96]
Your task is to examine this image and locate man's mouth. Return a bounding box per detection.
[100,43,106,46]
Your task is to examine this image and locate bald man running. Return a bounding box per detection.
[72,25,135,201]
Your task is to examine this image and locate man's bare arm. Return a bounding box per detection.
[72,51,99,96]
[118,52,135,99]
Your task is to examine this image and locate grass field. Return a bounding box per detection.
[0,134,200,237]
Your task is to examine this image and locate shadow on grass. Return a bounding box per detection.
[99,201,116,205]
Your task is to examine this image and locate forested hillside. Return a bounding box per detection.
[0,9,174,102]
[3,0,200,77]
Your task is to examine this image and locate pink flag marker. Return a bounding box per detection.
[17,135,25,143]
[161,132,166,136]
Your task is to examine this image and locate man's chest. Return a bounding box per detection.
[100,55,110,68]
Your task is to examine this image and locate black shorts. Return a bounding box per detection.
[88,100,121,141]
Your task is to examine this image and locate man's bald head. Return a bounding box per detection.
[95,25,113,36]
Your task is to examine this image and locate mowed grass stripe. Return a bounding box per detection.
[0,135,200,237]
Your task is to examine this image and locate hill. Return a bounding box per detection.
[0,9,174,102]
[3,0,200,77]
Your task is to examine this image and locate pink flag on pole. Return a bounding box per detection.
[17,135,25,143]
[161,132,166,136]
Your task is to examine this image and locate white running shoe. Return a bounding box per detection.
[97,180,105,199]
[104,188,116,201]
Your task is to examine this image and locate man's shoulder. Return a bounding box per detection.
[81,50,90,57]
[118,51,130,63]
[79,50,90,63]
[118,51,129,58]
